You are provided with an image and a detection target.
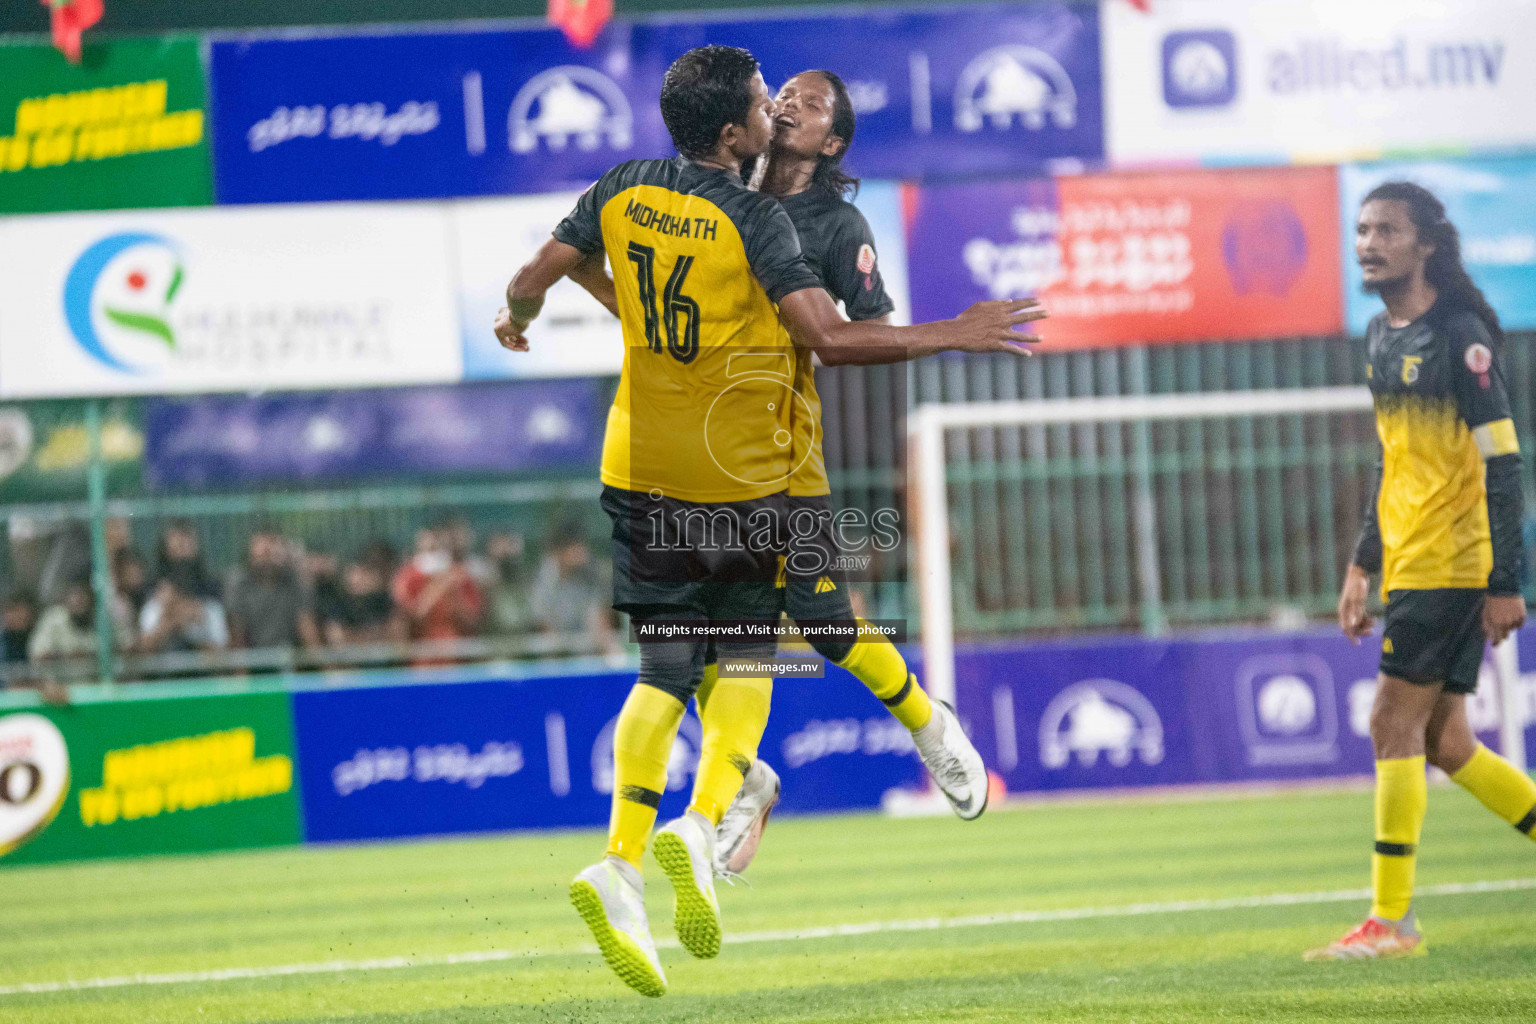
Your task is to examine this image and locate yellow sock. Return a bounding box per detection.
[605,684,686,868]
[1450,744,1536,840]
[1371,756,1427,920]
[689,675,772,826]
[695,661,718,715]
[838,621,932,731]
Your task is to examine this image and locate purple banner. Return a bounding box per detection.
[143,378,604,488]
[293,665,922,843]
[952,628,1523,793]
[664,1,1103,180]
[208,3,1102,205]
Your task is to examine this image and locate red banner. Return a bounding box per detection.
[907,166,1344,349]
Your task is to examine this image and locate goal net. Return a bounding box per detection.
[907,386,1527,769]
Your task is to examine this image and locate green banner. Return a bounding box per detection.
[0,37,212,214]
[0,694,301,865]
[0,398,143,502]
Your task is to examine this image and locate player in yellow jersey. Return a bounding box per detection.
[494,45,1042,997]
[1307,183,1529,961]
[706,69,992,880]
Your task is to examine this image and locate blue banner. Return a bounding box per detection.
[208,4,1102,204]
[951,629,1515,794]
[1342,157,1536,334]
[291,666,923,843]
[142,378,604,488]
[287,623,1535,844]
[209,25,672,203]
[661,1,1103,181]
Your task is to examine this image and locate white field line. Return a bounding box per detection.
[5,876,1535,998]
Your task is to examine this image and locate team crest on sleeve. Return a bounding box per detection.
[856,244,877,275]
[1465,343,1493,375]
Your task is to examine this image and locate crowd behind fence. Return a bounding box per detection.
[4,332,1536,690]
[0,490,623,689]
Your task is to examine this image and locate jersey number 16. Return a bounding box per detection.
[626,242,700,364]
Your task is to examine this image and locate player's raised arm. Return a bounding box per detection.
[775,287,1045,365]
[495,238,587,351]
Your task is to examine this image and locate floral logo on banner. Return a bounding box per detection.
[62,232,187,374]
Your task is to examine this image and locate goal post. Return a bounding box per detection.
[907,386,1528,771]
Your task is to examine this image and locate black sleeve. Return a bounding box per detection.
[1352,455,1383,575]
[552,168,617,255]
[740,198,822,304]
[824,207,896,321]
[1448,314,1524,594]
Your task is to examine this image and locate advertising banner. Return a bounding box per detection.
[292,666,921,843]
[142,378,605,489]
[908,166,1343,347]
[208,4,1102,206]
[664,1,1103,181]
[0,204,461,399]
[1104,0,1536,165]
[0,693,301,865]
[209,26,671,204]
[455,192,625,381]
[456,180,912,381]
[0,398,142,501]
[1341,157,1536,335]
[0,38,212,214]
[953,628,1525,794]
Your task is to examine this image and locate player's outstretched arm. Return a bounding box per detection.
[775,288,1045,366]
[495,238,588,351]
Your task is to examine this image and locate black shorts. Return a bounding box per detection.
[600,484,784,622]
[782,494,855,624]
[1379,588,1486,694]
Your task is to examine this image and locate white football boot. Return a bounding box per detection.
[568,859,667,997]
[913,699,989,820]
[714,759,781,878]
[652,812,723,958]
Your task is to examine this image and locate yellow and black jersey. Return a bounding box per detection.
[553,157,821,503]
[1352,301,1524,597]
[776,188,896,498]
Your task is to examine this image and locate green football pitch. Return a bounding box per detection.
[6,785,1536,1024]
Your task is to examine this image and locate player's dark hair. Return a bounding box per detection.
[1363,181,1503,346]
[660,45,760,160]
[806,70,860,199]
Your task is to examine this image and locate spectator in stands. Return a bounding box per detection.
[301,546,345,632]
[139,574,228,655]
[324,559,405,646]
[112,547,150,646]
[2,591,38,668]
[156,519,217,599]
[359,538,399,578]
[445,516,495,588]
[391,526,484,647]
[531,523,613,654]
[225,527,319,651]
[37,521,92,606]
[483,530,535,637]
[28,580,103,664]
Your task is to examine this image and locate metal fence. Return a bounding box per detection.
[4,332,1533,669]
[819,333,1536,639]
